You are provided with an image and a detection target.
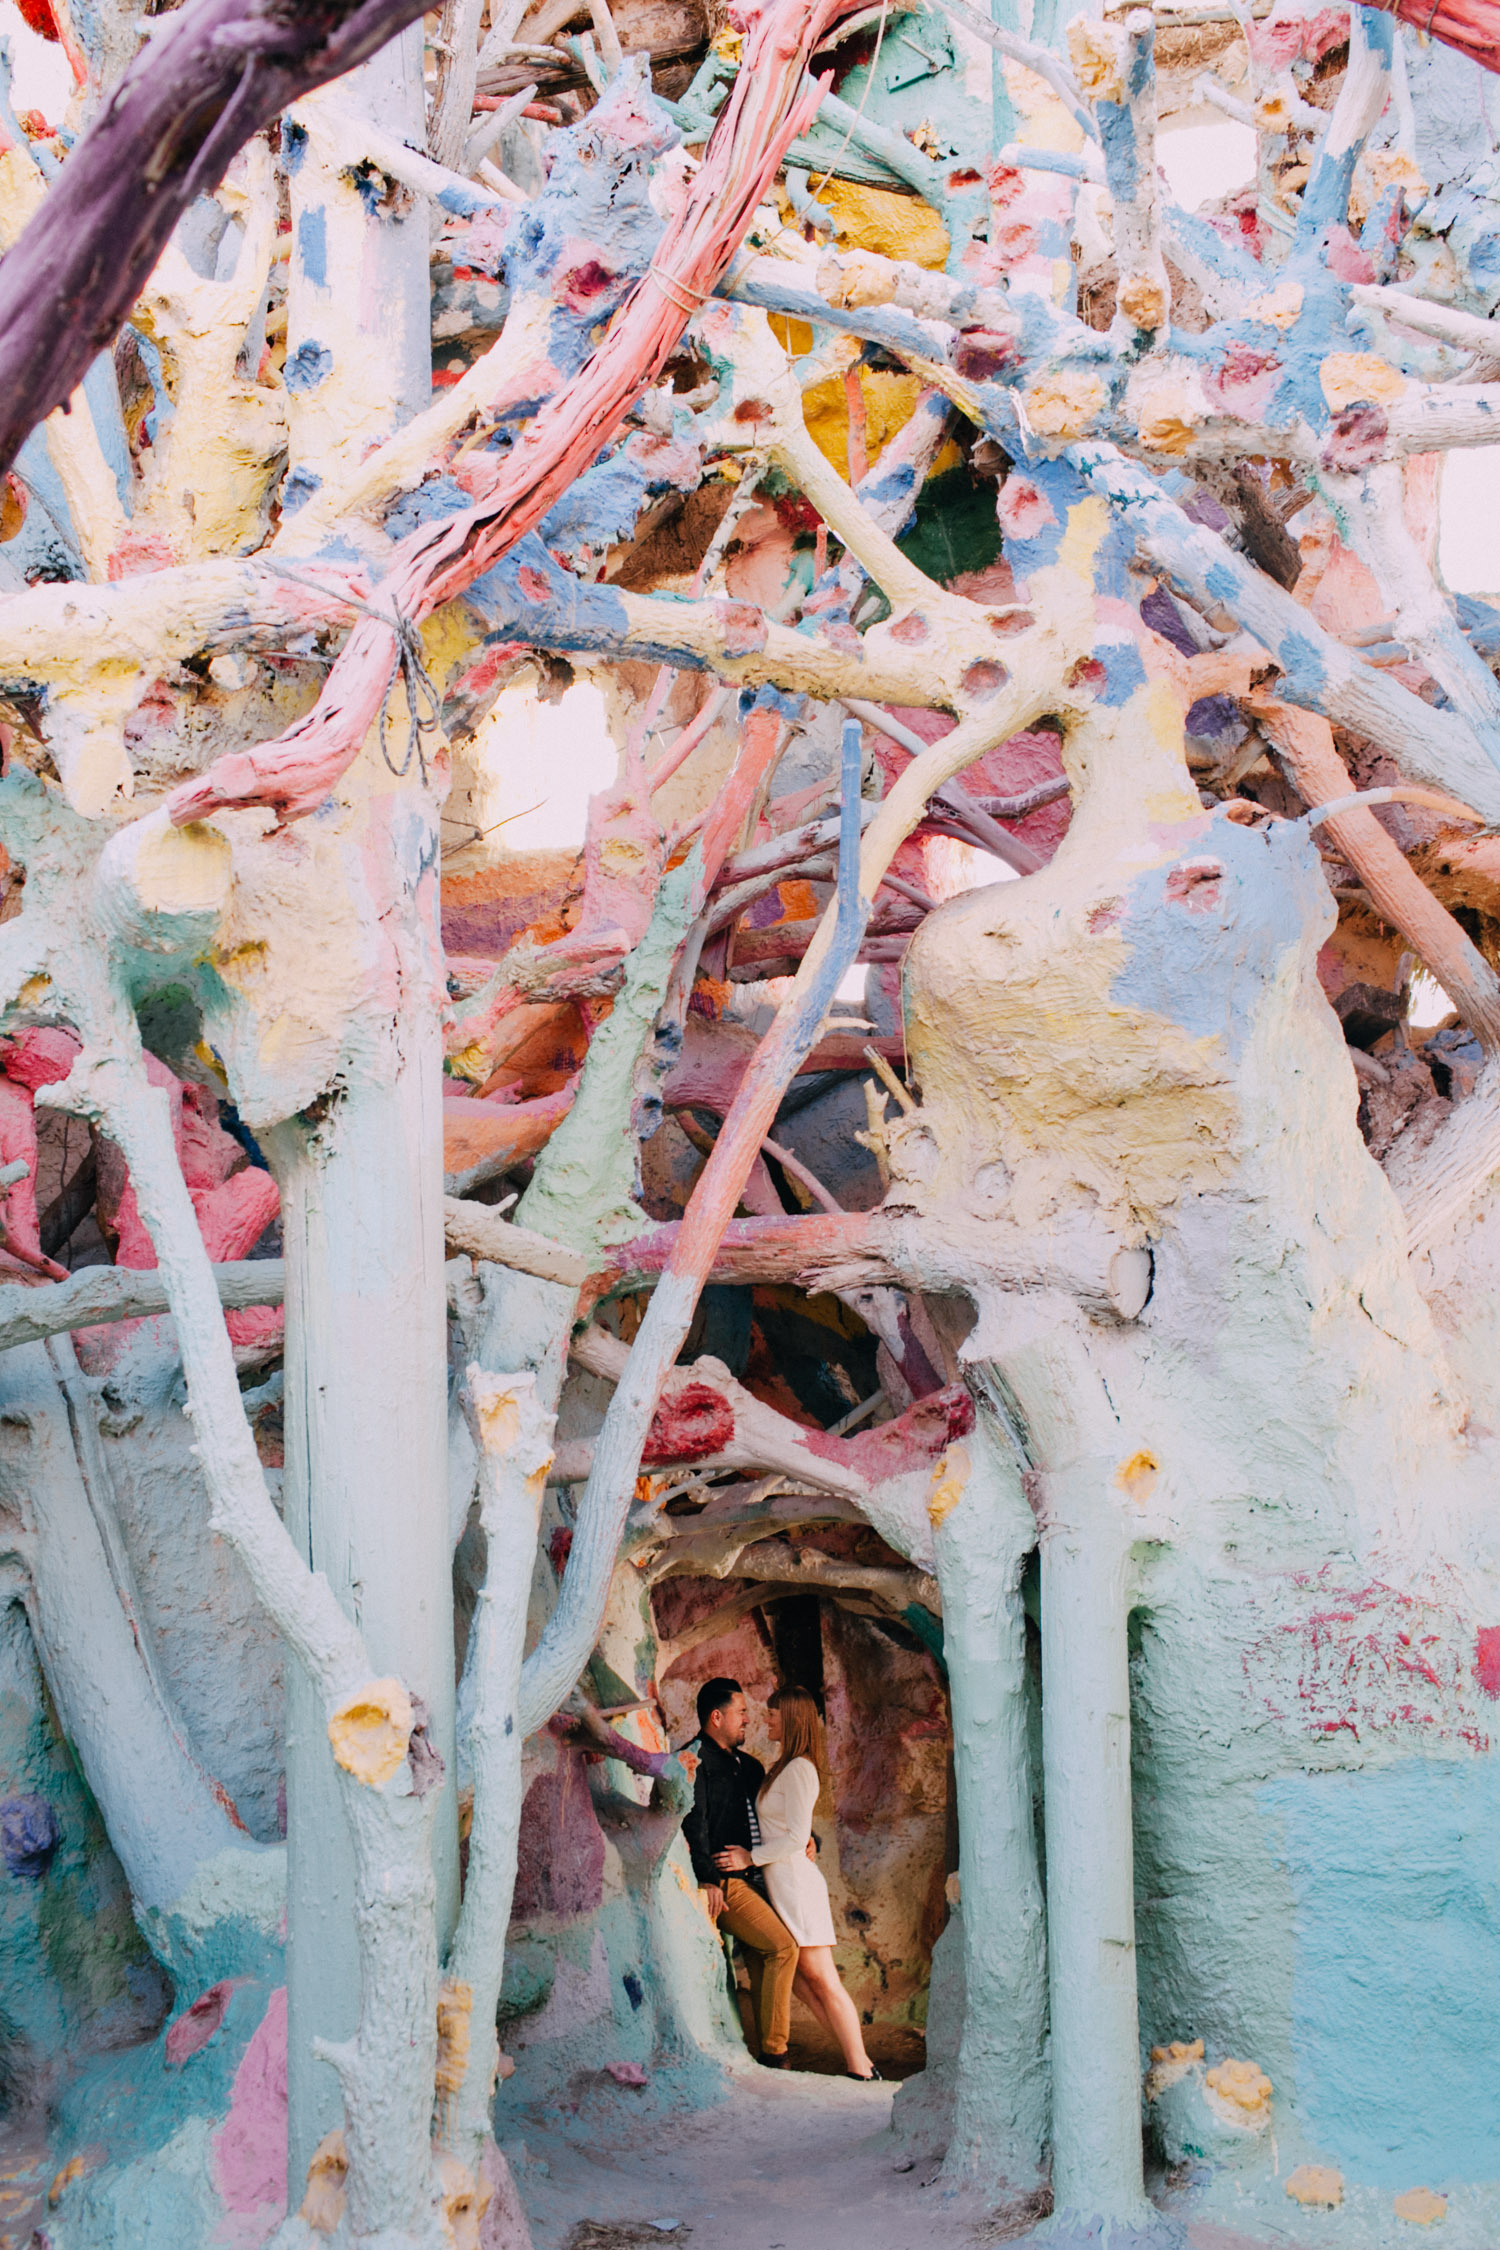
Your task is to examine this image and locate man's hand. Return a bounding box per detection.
[702,1884,726,1921]
[805,1837,817,1859]
[714,1845,752,1872]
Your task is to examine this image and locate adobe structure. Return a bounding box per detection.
[1,0,1500,2242]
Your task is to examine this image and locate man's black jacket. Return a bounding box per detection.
[681,1735,767,1889]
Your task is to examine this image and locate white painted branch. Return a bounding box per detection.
[445,1367,559,2162]
[443,1195,589,1285]
[1108,14,1171,340]
[0,1256,285,1354]
[0,1341,259,1935]
[1351,283,1500,374]
[431,0,488,171]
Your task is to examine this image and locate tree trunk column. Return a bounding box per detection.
[1038,1465,1157,2237]
[275,955,457,2188]
[931,1413,1047,2196]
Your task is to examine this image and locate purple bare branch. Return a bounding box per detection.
[0,0,434,478]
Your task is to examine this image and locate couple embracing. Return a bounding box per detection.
[681,1677,879,2081]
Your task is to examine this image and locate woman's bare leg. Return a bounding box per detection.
[793,1966,835,2037]
[796,1946,874,2077]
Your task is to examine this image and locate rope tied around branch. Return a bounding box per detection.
[260,560,441,786]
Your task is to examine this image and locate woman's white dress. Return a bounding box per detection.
[752,1756,837,1947]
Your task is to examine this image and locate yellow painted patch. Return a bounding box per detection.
[1067,18,1123,101]
[1057,493,1111,583]
[1145,686,1195,766]
[1134,377,1201,456]
[1205,2057,1272,2115]
[327,1677,414,1788]
[437,2149,493,2250]
[133,817,232,919]
[808,176,949,270]
[1393,2188,1448,2227]
[15,973,51,1011]
[1285,2166,1343,2209]
[423,600,480,695]
[769,314,815,357]
[301,2130,348,2234]
[48,2157,88,2209]
[1320,352,1407,410]
[928,1442,970,1527]
[1144,2037,1204,2099]
[448,1040,494,1086]
[1115,1450,1160,1506]
[1249,282,1303,330]
[1351,148,1428,228]
[1023,369,1107,442]
[1119,275,1170,334]
[802,369,926,480]
[474,1384,523,1455]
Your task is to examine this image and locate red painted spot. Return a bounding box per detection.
[1475,1627,1500,1697]
[641,1382,736,1466]
[518,565,551,602]
[549,1527,574,1574]
[954,330,1020,381]
[709,599,767,660]
[961,658,1008,701]
[1164,859,1224,913]
[889,612,930,646]
[166,1980,237,2068]
[557,258,615,308]
[17,0,59,40]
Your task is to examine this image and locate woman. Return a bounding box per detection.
[713,1683,879,2081]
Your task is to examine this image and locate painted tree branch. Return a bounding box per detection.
[0,0,446,480]
[0,1255,286,1354]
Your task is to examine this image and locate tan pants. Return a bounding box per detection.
[719,1876,798,2056]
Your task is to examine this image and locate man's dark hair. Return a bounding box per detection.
[696,1677,742,1732]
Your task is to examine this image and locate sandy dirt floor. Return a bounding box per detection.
[507,2063,1280,2250]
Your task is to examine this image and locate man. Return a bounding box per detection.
[681,1676,798,2067]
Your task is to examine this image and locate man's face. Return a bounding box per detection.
[707,1690,748,1747]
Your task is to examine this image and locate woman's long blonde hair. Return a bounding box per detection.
[760,1684,831,1802]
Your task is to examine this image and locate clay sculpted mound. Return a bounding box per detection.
[1,0,1500,2245]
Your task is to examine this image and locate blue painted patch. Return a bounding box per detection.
[283,341,333,394]
[296,206,327,289]
[1263,1753,1500,2186]
[502,62,678,378]
[748,684,804,721]
[1110,813,1324,1056]
[384,474,472,542]
[437,181,495,220]
[465,533,641,656]
[282,117,308,174]
[280,465,324,515]
[539,448,659,563]
[1279,629,1328,705]
[1095,636,1148,707]
[1098,101,1138,205]
[1203,560,1238,608]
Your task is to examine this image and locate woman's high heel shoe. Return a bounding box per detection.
[846,2066,882,2081]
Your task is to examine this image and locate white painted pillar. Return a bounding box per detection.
[273,951,456,2184]
[268,24,451,2191]
[931,1414,1048,2195]
[1038,1464,1152,2233]
[281,25,432,522]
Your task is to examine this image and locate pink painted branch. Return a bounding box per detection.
[0,0,439,479]
[165,0,866,831]
[1367,0,1500,76]
[648,686,736,794]
[516,719,870,1735]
